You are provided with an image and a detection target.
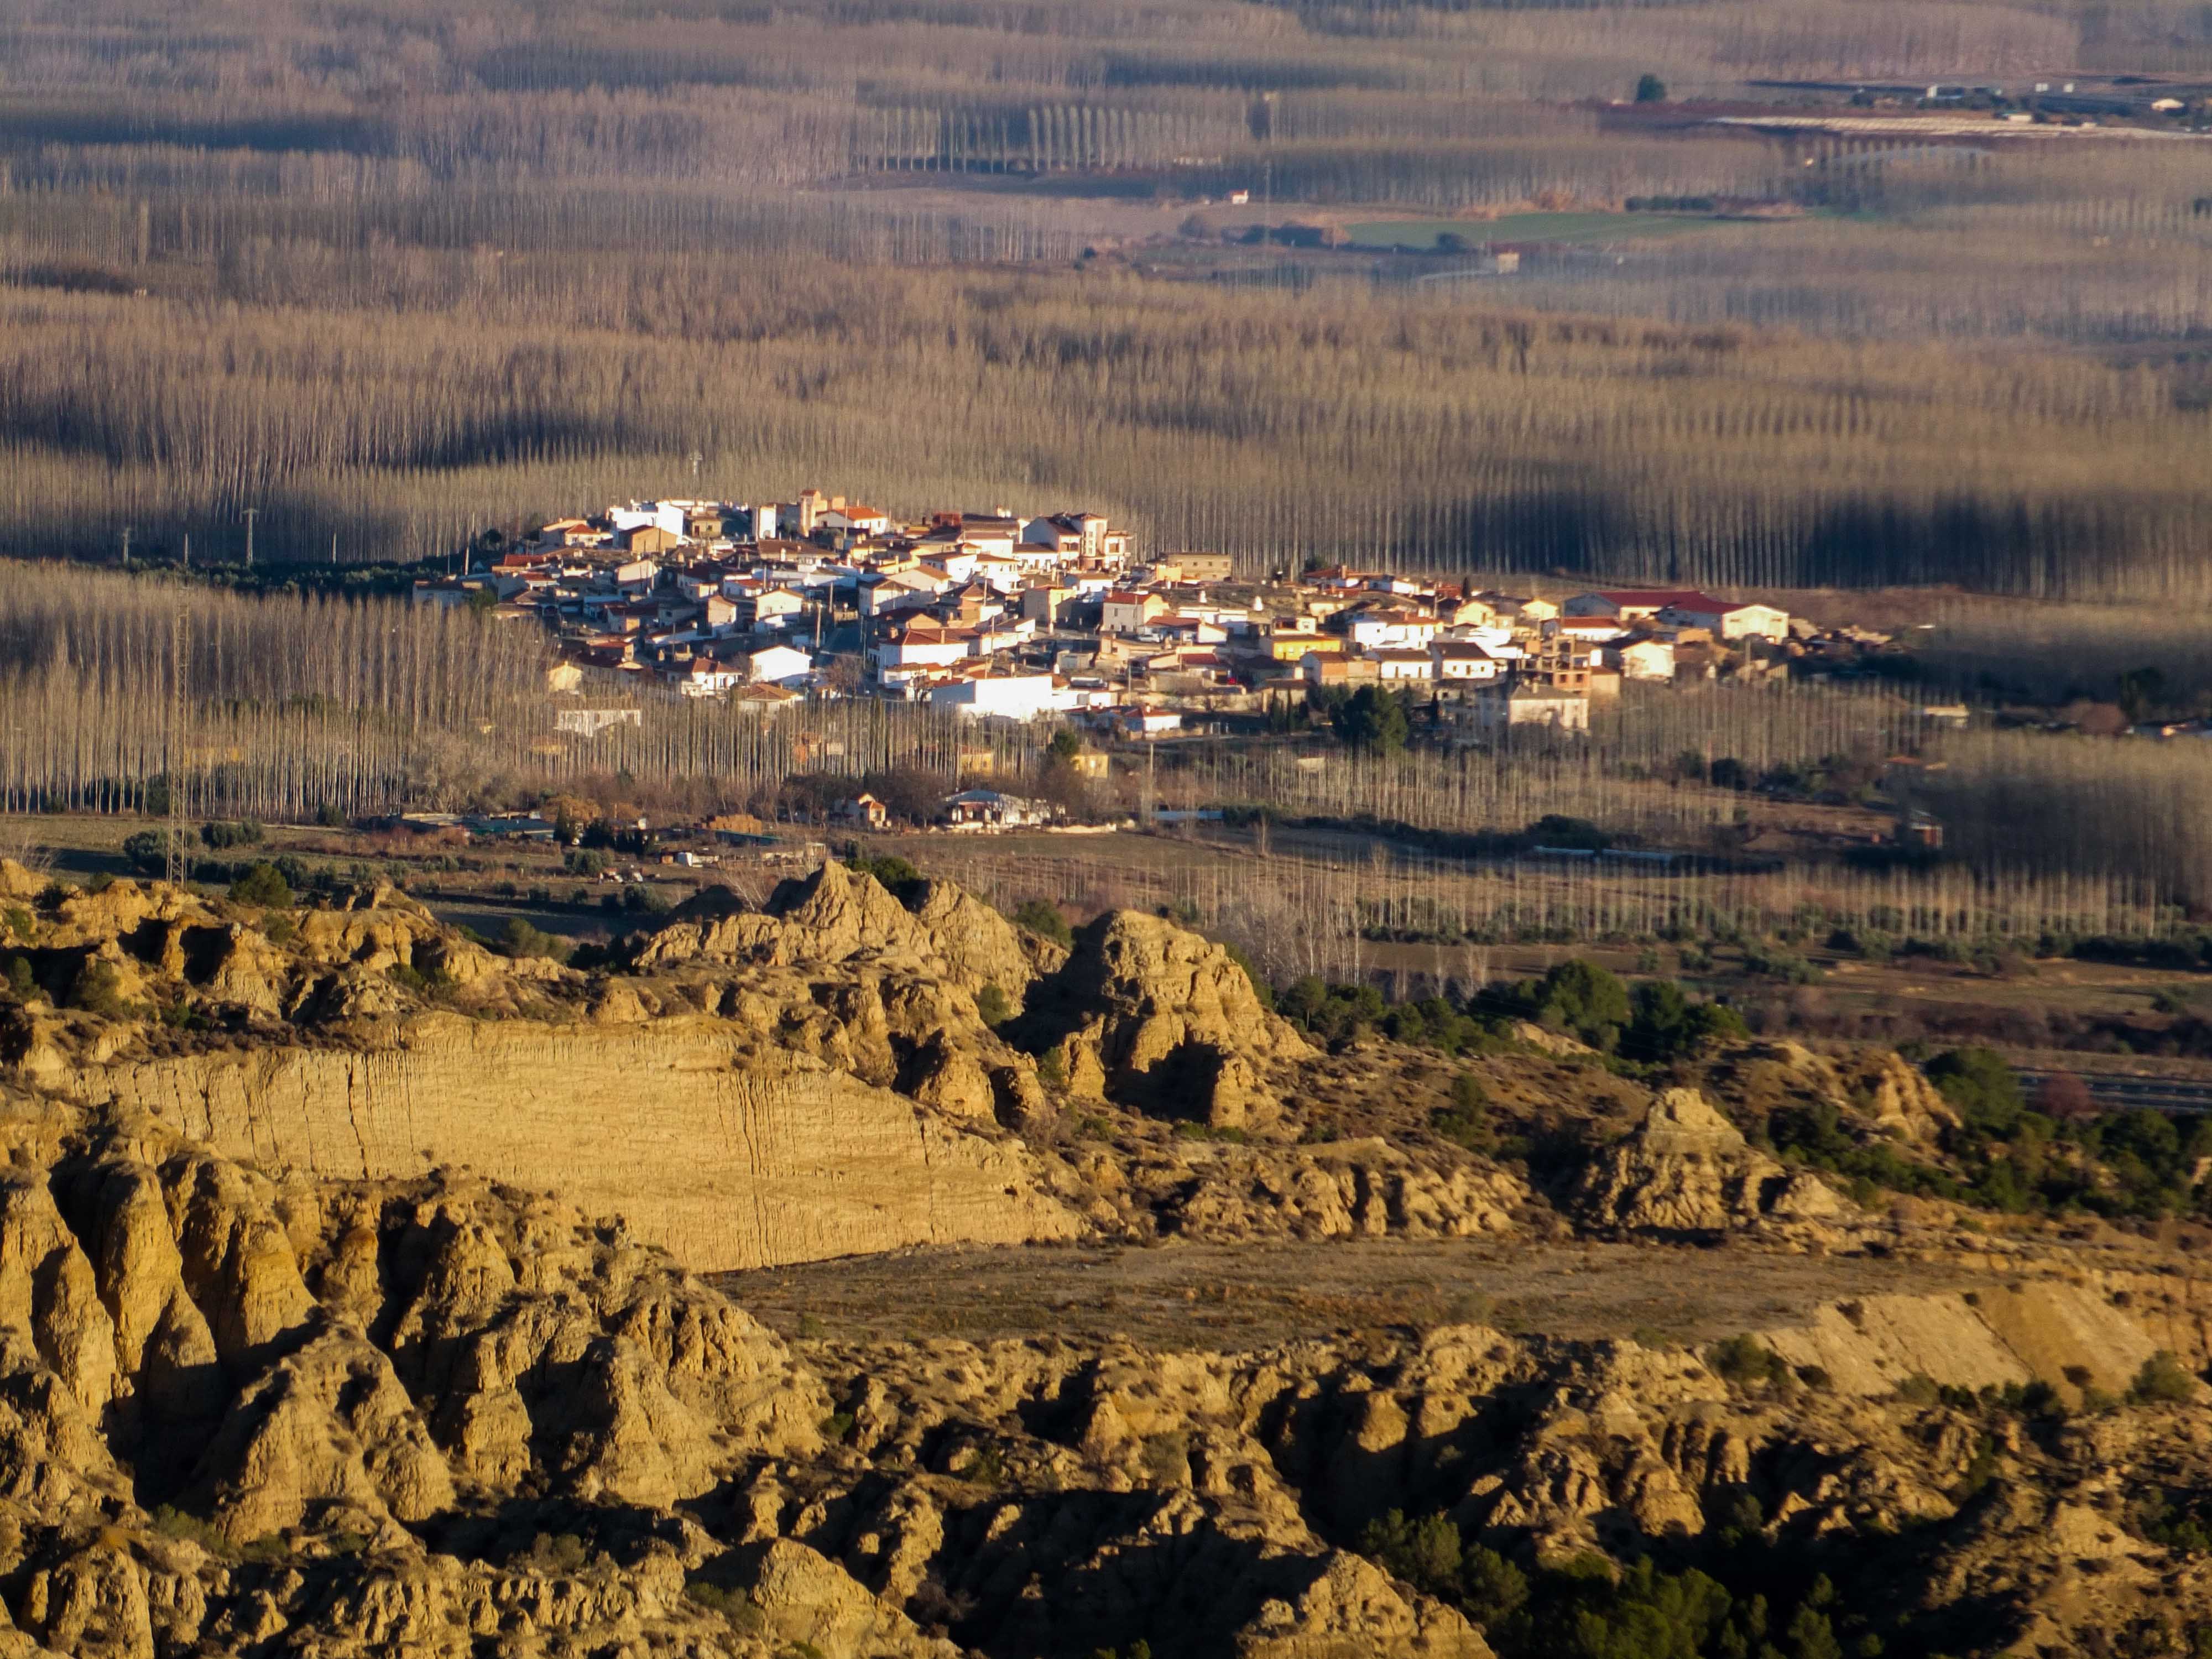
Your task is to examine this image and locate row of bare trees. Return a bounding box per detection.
[7,237,2212,592]
[0,565,1052,821]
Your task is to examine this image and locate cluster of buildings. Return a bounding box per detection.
[415,492,1816,737]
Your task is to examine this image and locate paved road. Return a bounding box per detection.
[2012,1067,2212,1116]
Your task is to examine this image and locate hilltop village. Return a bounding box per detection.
[415,490,1881,738]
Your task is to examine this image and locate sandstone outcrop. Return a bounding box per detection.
[1024,910,1310,1128]
[71,1020,1083,1272]
[1235,1552,1493,1659]
[1119,1136,1525,1243]
[635,864,1052,1003]
[1719,1040,1961,1147]
[1572,1087,1863,1242]
[1757,1280,2162,1402]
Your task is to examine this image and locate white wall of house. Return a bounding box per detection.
[1689,602,1790,641]
[927,674,1070,721]
[1614,640,1676,680]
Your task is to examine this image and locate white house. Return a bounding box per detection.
[820,503,891,536]
[1611,638,1677,681]
[1566,589,1788,643]
[1432,641,1505,682]
[1467,681,1591,733]
[1658,597,1790,642]
[1342,609,1439,650]
[674,659,744,697]
[1565,588,1672,623]
[954,515,1021,559]
[1370,648,1435,683]
[1553,618,1626,647]
[925,671,1071,722]
[834,792,889,830]
[608,501,687,540]
[860,569,944,618]
[1102,589,1170,635]
[750,587,809,629]
[1024,512,1112,563]
[918,549,979,586]
[870,621,978,675]
[1116,706,1184,739]
[737,643,815,686]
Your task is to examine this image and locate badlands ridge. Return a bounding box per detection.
[0,859,2198,1656]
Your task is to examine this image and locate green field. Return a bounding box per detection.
[1346,211,1761,249]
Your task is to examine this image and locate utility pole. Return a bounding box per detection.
[242,507,258,570]
[120,526,132,570]
[331,533,338,566]
[166,610,188,887]
[181,533,190,570]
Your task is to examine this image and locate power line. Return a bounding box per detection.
[166,609,189,886]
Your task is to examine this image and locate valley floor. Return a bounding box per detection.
[717,1237,1979,1352]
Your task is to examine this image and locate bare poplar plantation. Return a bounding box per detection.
[0,566,1031,821]
[934,842,2179,990]
[2,0,2211,593]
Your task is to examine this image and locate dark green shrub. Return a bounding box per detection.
[1706,1333,1790,1387]
[532,1532,588,1573]
[121,828,172,875]
[150,1505,231,1556]
[1011,898,1073,950]
[66,958,131,1018]
[1926,1046,2023,1136]
[1624,980,1745,1062]
[500,917,573,963]
[1432,1073,1496,1153]
[619,883,670,916]
[845,849,924,901]
[2131,1350,2198,1404]
[1502,958,1630,1050]
[1361,1509,1462,1597]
